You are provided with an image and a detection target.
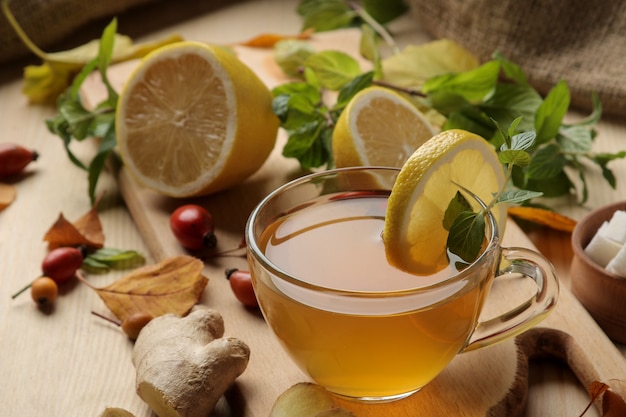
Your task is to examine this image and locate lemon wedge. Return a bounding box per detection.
[116,41,279,197]
[384,129,506,275]
[332,86,437,168]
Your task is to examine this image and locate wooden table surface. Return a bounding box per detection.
[1,1,625,416]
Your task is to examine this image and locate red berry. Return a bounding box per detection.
[42,247,84,284]
[0,143,38,178]
[170,204,217,250]
[225,268,258,308]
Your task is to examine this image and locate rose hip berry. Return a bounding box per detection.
[170,204,217,250]
[42,246,84,284]
[225,268,258,308]
[0,143,39,178]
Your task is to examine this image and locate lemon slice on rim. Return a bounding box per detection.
[332,86,437,168]
[116,41,279,197]
[384,129,506,275]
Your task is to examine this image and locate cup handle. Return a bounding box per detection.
[462,247,560,352]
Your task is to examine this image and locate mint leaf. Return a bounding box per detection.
[297,0,356,32]
[534,80,570,143]
[497,189,543,205]
[83,247,145,273]
[305,50,362,90]
[334,71,373,110]
[443,191,472,230]
[493,52,528,85]
[510,131,536,151]
[423,60,500,102]
[361,0,408,24]
[498,149,531,166]
[557,125,593,152]
[446,211,486,264]
[592,151,626,189]
[525,171,573,197]
[527,144,567,179]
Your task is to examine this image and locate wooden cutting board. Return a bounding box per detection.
[82,29,626,417]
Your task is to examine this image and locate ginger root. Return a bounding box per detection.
[132,306,250,417]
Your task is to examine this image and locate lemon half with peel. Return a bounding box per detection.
[332,86,437,168]
[116,41,279,198]
[384,129,506,275]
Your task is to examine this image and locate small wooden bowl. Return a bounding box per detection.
[571,200,626,344]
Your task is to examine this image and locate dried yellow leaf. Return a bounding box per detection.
[508,206,577,232]
[240,29,313,48]
[0,182,16,210]
[91,255,208,322]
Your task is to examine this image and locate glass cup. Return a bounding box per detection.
[246,166,559,402]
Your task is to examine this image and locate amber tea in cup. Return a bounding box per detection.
[246,167,559,402]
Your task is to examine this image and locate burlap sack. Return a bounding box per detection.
[408,0,626,116]
[0,0,157,64]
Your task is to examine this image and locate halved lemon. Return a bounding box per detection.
[116,41,279,197]
[332,86,437,168]
[384,129,506,275]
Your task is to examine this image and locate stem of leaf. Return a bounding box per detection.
[372,80,427,98]
[348,1,400,53]
[484,162,514,215]
[1,0,49,60]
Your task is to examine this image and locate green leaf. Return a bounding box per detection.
[83,247,145,273]
[274,39,316,78]
[443,191,472,230]
[381,39,479,89]
[557,125,593,152]
[87,126,116,204]
[304,50,362,90]
[297,0,356,32]
[569,91,602,127]
[359,24,382,77]
[497,189,543,205]
[591,151,626,189]
[480,83,542,132]
[534,80,570,143]
[362,0,408,24]
[527,144,567,179]
[510,131,536,151]
[442,110,495,140]
[282,119,331,169]
[525,170,573,197]
[334,71,373,111]
[498,149,531,166]
[422,60,500,102]
[446,211,486,264]
[493,52,528,85]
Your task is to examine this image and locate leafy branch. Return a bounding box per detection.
[46,19,120,205]
[272,0,626,206]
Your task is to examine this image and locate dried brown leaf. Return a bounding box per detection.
[72,205,105,247]
[43,213,94,249]
[508,206,577,232]
[90,255,208,322]
[240,29,314,48]
[0,183,16,210]
[43,205,105,250]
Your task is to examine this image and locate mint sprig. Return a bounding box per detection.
[445,119,543,265]
[45,19,119,206]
